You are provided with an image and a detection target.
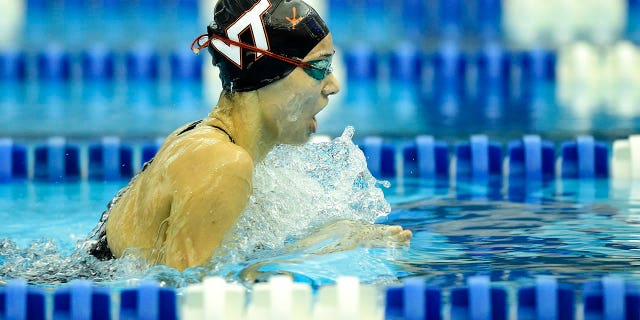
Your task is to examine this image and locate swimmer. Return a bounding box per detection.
[83,0,412,271]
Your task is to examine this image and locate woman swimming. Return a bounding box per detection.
[84,0,412,271]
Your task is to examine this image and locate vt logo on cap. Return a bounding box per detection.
[202,0,330,92]
[211,0,272,68]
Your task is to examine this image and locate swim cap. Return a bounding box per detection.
[205,0,330,92]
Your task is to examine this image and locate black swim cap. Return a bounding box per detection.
[206,0,330,92]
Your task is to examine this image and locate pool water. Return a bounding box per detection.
[383,178,640,287]
[2,174,639,289]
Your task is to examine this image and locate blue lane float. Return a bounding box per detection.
[142,138,164,166]
[517,276,575,320]
[125,46,160,81]
[517,49,556,103]
[0,279,46,320]
[474,43,511,105]
[560,135,609,179]
[385,277,442,320]
[455,135,502,180]
[0,139,11,182]
[583,276,640,320]
[507,135,555,180]
[438,0,464,37]
[0,49,27,82]
[36,46,72,82]
[399,0,427,40]
[450,276,508,320]
[53,279,110,320]
[0,138,27,182]
[431,42,467,108]
[388,43,423,87]
[477,0,502,40]
[358,136,396,179]
[88,137,134,181]
[386,43,422,108]
[120,281,177,320]
[402,135,450,179]
[170,49,202,82]
[81,46,116,81]
[34,137,81,182]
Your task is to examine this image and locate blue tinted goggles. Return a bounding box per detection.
[302,57,333,81]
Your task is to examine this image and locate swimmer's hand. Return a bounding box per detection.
[285,220,412,255]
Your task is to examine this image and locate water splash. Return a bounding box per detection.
[0,238,147,285]
[221,126,390,256]
[177,127,398,286]
[1,127,400,287]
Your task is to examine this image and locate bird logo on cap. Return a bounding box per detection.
[286,7,303,29]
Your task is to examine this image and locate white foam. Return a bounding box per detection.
[214,127,390,263]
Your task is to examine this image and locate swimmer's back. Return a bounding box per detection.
[105,119,253,268]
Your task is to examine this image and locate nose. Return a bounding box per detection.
[322,73,340,96]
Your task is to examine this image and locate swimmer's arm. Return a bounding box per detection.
[162,144,253,271]
[285,220,412,255]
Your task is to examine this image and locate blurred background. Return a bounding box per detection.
[1,0,640,141]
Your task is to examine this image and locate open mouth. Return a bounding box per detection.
[312,117,318,133]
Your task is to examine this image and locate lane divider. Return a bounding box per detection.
[120,280,177,320]
[517,276,575,319]
[402,135,449,179]
[2,276,640,319]
[88,136,134,181]
[612,134,640,179]
[507,135,555,180]
[454,135,502,180]
[0,279,46,320]
[5,134,640,182]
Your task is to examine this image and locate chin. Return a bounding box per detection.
[281,134,309,145]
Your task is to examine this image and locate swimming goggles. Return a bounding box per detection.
[191,33,333,81]
[303,58,333,81]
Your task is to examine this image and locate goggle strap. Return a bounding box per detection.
[191,33,313,70]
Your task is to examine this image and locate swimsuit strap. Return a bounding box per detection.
[176,120,235,144]
[211,125,235,144]
[177,120,204,136]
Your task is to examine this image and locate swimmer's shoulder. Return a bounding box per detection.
[166,120,234,145]
[162,125,253,177]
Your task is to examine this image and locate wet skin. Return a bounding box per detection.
[105,34,411,271]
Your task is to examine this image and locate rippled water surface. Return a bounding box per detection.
[383,178,640,287]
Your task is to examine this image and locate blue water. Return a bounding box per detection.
[383,178,640,287]
[3,0,640,292]
[2,177,640,288]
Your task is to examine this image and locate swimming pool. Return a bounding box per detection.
[3,0,640,318]
[2,132,640,318]
[3,170,640,286]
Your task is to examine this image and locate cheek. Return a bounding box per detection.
[280,88,319,122]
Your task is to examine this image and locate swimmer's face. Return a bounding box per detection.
[259,34,340,144]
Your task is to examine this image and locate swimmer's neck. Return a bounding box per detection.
[206,91,278,162]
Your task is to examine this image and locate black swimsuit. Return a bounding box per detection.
[86,120,234,260]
